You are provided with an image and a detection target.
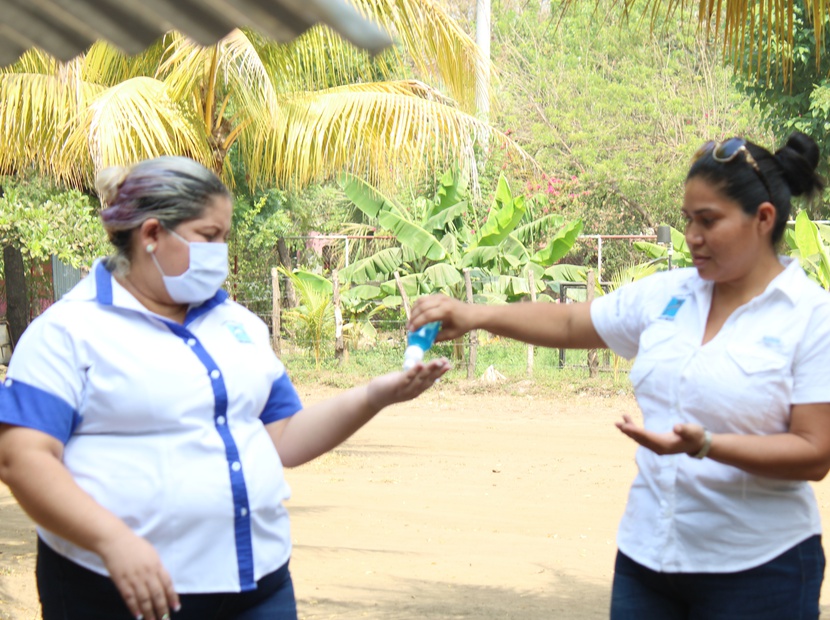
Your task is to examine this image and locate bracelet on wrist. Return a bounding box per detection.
[690,429,712,459]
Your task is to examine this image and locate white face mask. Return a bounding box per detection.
[150,229,229,304]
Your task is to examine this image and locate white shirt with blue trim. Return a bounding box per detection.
[0,260,303,593]
[591,258,830,573]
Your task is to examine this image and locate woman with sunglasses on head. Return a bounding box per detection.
[0,156,450,620]
[409,132,830,619]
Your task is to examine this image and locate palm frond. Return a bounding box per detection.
[80,41,134,85]
[0,71,103,177]
[354,0,491,113]
[252,26,403,93]
[1,48,61,75]
[238,81,529,191]
[559,0,824,84]
[159,30,296,166]
[57,76,213,186]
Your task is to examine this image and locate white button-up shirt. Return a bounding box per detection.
[591,259,830,573]
[0,261,303,593]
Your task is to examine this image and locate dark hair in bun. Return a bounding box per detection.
[687,131,824,244]
[774,132,824,199]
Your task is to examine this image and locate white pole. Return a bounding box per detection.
[475,0,491,123]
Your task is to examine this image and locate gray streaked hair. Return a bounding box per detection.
[96,156,231,273]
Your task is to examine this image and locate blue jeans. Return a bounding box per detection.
[610,535,825,620]
[37,538,298,620]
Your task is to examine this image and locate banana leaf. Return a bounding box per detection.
[339,173,405,219]
[473,175,526,248]
[287,269,332,295]
[544,264,588,281]
[338,247,402,283]
[423,200,468,232]
[377,210,446,260]
[429,167,470,219]
[513,213,566,245]
[461,245,500,268]
[474,291,508,305]
[379,273,421,297]
[423,262,463,288]
[530,218,583,265]
[341,284,382,302]
[794,210,830,289]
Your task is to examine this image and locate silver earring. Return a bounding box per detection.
[146,243,155,253]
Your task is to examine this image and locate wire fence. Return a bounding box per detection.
[230,269,633,381]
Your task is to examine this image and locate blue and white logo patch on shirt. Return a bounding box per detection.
[659,296,687,321]
[225,321,253,344]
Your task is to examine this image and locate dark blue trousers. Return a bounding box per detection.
[610,535,825,620]
[37,538,298,620]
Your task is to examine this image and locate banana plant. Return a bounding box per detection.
[784,211,830,290]
[277,268,333,368]
[633,225,693,269]
[337,168,583,309]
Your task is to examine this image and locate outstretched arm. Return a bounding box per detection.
[409,294,607,350]
[616,403,830,481]
[268,358,451,467]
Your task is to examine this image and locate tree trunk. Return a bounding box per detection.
[3,245,29,348]
[276,237,297,309]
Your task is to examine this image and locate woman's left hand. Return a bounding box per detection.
[615,415,707,456]
[366,357,451,411]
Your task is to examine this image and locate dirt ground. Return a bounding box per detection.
[3,383,830,619]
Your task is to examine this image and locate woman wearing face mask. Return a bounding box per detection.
[409,133,830,619]
[0,156,450,620]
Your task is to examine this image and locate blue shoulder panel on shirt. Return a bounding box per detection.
[260,374,303,425]
[0,380,79,443]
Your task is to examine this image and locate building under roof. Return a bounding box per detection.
[0,0,392,67]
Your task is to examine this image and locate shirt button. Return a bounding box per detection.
[231,461,241,472]
[240,508,249,517]
[187,338,196,347]
[216,416,226,425]
[210,369,221,379]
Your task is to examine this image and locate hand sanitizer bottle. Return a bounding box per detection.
[403,321,441,370]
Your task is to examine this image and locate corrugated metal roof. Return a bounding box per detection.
[0,0,392,67]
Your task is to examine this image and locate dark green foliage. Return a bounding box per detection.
[486,0,768,273]
[732,0,830,216]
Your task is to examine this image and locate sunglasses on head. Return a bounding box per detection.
[693,137,773,200]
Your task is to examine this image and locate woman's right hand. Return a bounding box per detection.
[408,294,478,341]
[97,531,180,620]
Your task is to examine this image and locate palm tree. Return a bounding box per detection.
[0,0,524,342]
[0,8,505,187]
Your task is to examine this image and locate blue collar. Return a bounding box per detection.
[94,260,228,324]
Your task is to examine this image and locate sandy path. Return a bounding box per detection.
[2,385,830,619]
